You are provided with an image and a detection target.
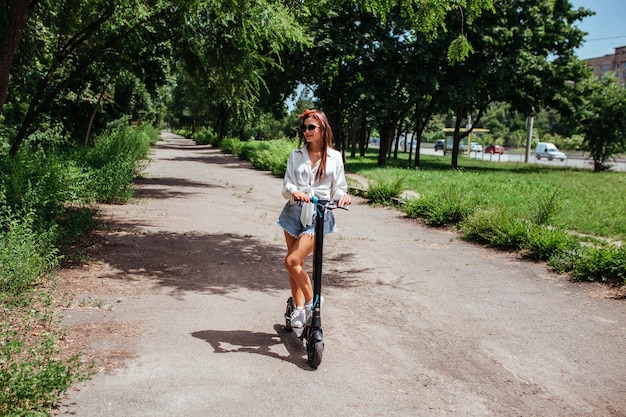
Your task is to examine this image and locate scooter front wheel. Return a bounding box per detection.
[306,330,324,368]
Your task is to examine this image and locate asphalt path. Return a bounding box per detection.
[56,132,626,416]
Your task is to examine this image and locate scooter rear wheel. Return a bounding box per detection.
[284,297,294,332]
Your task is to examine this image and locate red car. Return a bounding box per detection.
[484,144,505,154]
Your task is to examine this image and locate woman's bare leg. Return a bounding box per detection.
[284,232,304,305]
[284,231,314,307]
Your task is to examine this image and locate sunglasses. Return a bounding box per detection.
[301,124,320,132]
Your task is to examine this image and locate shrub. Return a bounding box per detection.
[0,213,57,304]
[81,120,151,203]
[461,209,514,249]
[521,225,578,261]
[565,245,626,286]
[141,124,160,145]
[240,140,294,177]
[365,176,404,205]
[56,206,101,249]
[193,127,219,146]
[406,186,480,226]
[220,137,243,155]
[0,147,87,233]
[0,213,91,416]
[84,119,150,168]
[461,206,624,284]
[529,188,560,226]
[174,128,192,138]
[459,204,578,260]
[237,140,260,161]
[459,206,528,249]
[0,121,154,415]
[86,158,136,204]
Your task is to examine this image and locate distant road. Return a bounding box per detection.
[444,149,625,171]
[376,143,626,172]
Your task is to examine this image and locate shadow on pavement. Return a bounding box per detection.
[133,177,225,200]
[83,225,288,298]
[160,147,263,169]
[191,324,314,370]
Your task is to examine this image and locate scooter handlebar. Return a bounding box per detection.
[292,196,348,210]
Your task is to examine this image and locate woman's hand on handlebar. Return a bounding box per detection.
[292,192,351,207]
[291,191,310,203]
[337,194,351,208]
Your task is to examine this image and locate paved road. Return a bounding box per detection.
[56,132,626,416]
[448,149,625,171]
[476,151,625,171]
[385,142,626,171]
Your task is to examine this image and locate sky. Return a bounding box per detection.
[569,0,626,59]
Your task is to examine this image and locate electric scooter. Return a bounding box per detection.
[284,197,346,369]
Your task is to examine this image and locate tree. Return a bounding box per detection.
[1,0,179,155]
[575,74,626,172]
[266,0,499,165]
[359,0,495,58]
[167,0,308,138]
[2,0,306,152]
[434,0,591,168]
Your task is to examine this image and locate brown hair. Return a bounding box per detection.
[299,109,333,181]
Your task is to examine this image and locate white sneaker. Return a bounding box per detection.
[304,296,324,323]
[290,307,305,328]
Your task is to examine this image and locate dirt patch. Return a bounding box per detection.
[56,227,154,374]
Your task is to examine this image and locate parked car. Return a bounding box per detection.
[470,142,483,152]
[484,144,505,154]
[434,139,444,151]
[535,142,566,161]
[460,142,482,152]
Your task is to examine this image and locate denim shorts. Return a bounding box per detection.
[278,201,337,238]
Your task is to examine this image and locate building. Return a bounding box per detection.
[583,46,626,82]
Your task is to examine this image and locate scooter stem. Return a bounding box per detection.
[311,197,324,329]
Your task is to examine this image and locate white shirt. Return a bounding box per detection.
[282,146,348,226]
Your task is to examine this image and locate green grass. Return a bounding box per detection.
[346,150,626,241]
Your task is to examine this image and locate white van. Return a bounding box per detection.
[535,142,567,161]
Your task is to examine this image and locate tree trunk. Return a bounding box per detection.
[327,99,344,154]
[450,107,485,169]
[413,97,436,168]
[84,80,111,145]
[451,108,465,169]
[357,111,368,158]
[392,118,405,160]
[0,0,35,114]
[408,129,417,165]
[377,112,395,166]
[215,104,230,139]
